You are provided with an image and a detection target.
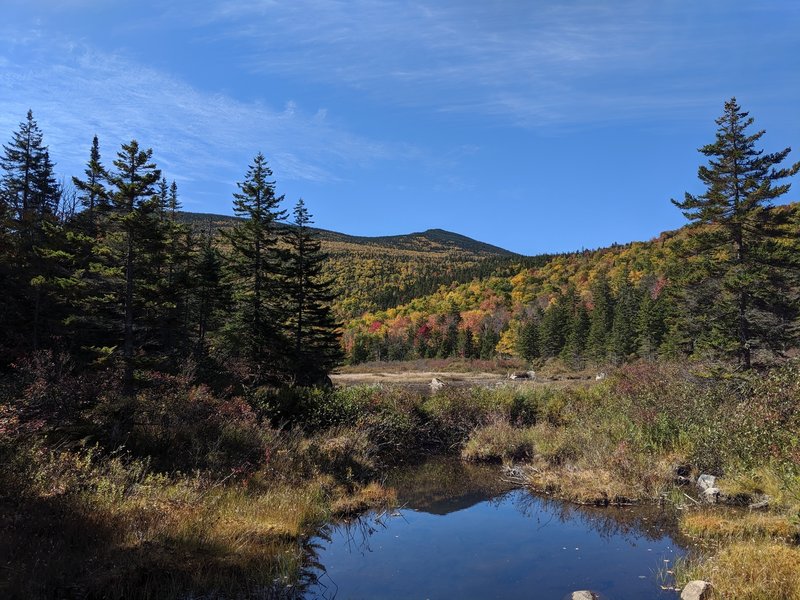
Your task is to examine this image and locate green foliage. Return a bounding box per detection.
[283,199,342,385]
[672,97,800,368]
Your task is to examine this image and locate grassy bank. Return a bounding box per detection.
[3,358,800,598]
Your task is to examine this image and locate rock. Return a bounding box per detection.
[675,475,692,486]
[702,487,721,504]
[681,580,712,600]
[430,377,445,391]
[595,372,606,381]
[696,474,716,491]
[749,495,770,510]
[571,592,599,600]
[509,371,530,379]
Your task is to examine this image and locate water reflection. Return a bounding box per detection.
[301,458,686,600]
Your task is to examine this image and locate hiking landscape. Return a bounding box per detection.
[2,2,799,599]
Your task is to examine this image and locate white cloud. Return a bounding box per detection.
[0,36,392,205]
[183,0,796,127]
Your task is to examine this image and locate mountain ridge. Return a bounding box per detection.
[178,211,518,257]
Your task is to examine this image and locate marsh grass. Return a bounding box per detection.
[5,359,800,598]
[680,542,800,599]
[680,511,799,543]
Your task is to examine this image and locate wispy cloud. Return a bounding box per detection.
[157,0,795,128]
[0,34,391,206]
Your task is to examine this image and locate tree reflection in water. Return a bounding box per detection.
[299,458,687,600]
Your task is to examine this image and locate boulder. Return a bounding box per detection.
[571,592,599,600]
[430,377,445,391]
[681,580,712,600]
[702,487,721,504]
[749,495,771,510]
[595,372,606,381]
[696,474,716,491]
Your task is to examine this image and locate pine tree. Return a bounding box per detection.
[221,153,287,383]
[72,135,109,227]
[609,276,640,362]
[194,224,228,346]
[457,327,476,359]
[636,276,667,360]
[283,198,342,385]
[562,299,589,368]
[587,273,613,362]
[0,110,63,351]
[672,98,800,368]
[516,312,541,362]
[539,293,569,358]
[106,140,162,388]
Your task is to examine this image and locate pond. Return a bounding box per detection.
[303,459,686,600]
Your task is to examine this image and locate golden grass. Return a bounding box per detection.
[1,440,398,599]
[683,542,800,600]
[461,421,537,462]
[680,511,798,542]
[525,462,639,505]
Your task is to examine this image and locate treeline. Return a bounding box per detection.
[0,111,340,390]
[344,273,669,366]
[346,99,800,368]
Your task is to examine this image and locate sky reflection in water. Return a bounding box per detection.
[305,460,685,600]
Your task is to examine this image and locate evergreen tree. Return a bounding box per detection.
[221,153,287,382]
[193,224,227,346]
[72,135,109,227]
[478,322,500,359]
[0,110,63,351]
[562,299,590,368]
[539,293,569,358]
[587,273,613,362]
[672,98,800,368]
[457,327,476,359]
[636,276,667,360]
[516,312,541,362]
[609,276,640,362]
[107,140,162,388]
[283,198,342,384]
[63,136,124,363]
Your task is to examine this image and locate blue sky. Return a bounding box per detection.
[2,1,798,255]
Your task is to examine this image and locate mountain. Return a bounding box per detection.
[178,211,553,318]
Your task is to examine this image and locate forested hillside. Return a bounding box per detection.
[344,201,800,366]
[179,211,554,318]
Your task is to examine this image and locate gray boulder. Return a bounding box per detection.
[702,486,721,503]
[696,474,716,491]
[430,377,445,391]
[571,592,599,600]
[681,580,712,600]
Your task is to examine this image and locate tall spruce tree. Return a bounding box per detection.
[283,198,342,384]
[587,273,613,362]
[539,292,569,358]
[107,140,162,388]
[0,110,63,351]
[72,135,109,227]
[609,276,640,362]
[636,276,667,360]
[672,98,800,368]
[562,296,590,368]
[222,152,287,383]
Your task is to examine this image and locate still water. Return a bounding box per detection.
[304,460,685,600]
